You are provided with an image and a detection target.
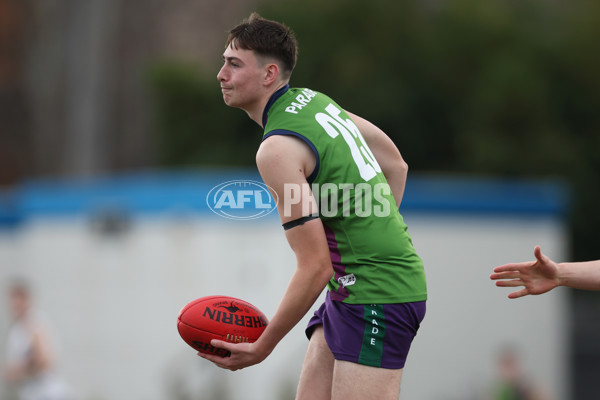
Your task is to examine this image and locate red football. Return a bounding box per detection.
[177,295,268,357]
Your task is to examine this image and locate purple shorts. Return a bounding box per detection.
[306,292,426,369]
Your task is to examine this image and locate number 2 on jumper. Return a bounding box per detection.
[315,104,382,181]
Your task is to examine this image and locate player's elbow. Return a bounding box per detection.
[384,155,408,181]
[316,259,334,287]
[398,157,408,176]
[301,256,333,288]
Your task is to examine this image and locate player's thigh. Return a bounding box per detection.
[332,360,403,400]
[296,326,335,400]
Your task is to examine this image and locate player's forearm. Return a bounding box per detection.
[255,262,331,356]
[558,260,600,291]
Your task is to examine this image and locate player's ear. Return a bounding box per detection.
[264,63,280,86]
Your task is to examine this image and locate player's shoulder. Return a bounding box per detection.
[257,134,307,164]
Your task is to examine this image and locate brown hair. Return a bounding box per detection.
[225,13,298,79]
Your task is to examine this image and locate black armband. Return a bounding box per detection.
[282,213,319,231]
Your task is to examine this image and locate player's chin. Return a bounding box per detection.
[224,99,247,111]
[221,91,236,104]
[222,97,239,108]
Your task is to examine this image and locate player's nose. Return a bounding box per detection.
[217,65,227,82]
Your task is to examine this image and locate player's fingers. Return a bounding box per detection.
[198,352,220,362]
[495,279,524,288]
[508,288,529,299]
[493,263,527,273]
[533,245,543,260]
[490,271,520,280]
[534,245,552,266]
[198,352,237,370]
[198,352,225,366]
[210,339,232,351]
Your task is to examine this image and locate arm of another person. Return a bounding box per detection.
[4,322,53,382]
[490,245,600,298]
[199,135,333,370]
[347,112,408,207]
[30,326,53,373]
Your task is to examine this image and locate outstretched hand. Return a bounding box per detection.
[198,339,270,371]
[490,246,561,299]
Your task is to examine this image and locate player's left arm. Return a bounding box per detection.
[347,112,408,207]
[200,135,333,371]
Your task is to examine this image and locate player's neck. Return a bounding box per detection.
[246,81,289,128]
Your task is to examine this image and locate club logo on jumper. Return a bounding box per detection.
[207,180,278,220]
[338,273,356,288]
